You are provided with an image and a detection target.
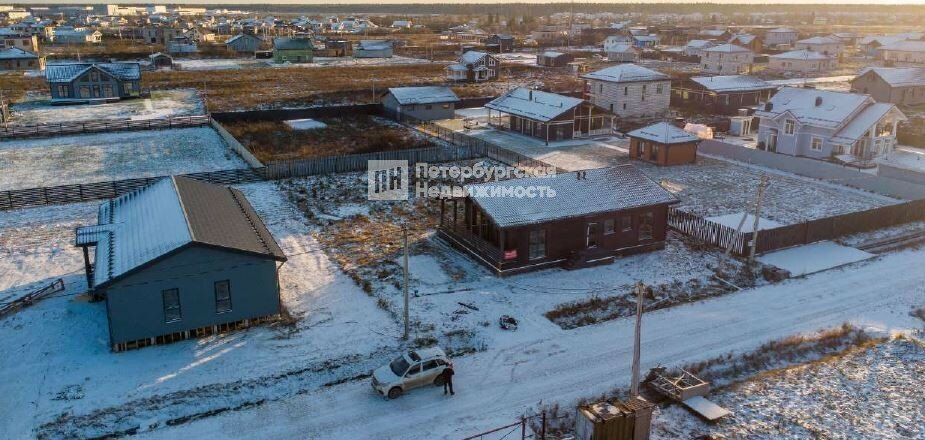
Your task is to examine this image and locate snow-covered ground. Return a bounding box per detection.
[137,246,925,439]
[0,127,246,190]
[758,241,875,276]
[706,212,782,232]
[9,89,204,125]
[495,52,539,66]
[877,145,925,172]
[173,58,264,71]
[653,337,925,439]
[284,118,328,130]
[0,181,401,439]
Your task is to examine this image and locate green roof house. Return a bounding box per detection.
[273,37,313,64]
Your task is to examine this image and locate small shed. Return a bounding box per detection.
[354,40,393,58]
[382,86,460,121]
[149,52,173,68]
[537,51,574,67]
[225,33,263,53]
[75,176,288,352]
[627,122,700,166]
[576,397,656,440]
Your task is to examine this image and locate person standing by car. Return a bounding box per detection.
[440,365,455,396]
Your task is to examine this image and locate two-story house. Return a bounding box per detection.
[581,64,671,118]
[851,67,925,106]
[446,51,499,82]
[701,44,754,74]
[794,36,844,59]
[756,87,907,162]
[768,49,836,74]
[764,27,799,48]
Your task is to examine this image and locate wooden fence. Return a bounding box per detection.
[667,207,750,255]
[0,168,267,211]
[0,115,212,140]
[669,198,925,256]
[265,145,476,180]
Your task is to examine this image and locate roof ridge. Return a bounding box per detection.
[228,187,274,255]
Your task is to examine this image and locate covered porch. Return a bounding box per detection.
[484,104,615,145]
[437,196,520,273]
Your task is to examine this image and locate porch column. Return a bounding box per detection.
[439,198,445,226]
[81,246,93,289]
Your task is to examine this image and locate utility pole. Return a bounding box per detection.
[748,175,770,265]
[630,282,645,397]
[402,224,410,340]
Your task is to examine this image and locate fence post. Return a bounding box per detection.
[521,416,527,440]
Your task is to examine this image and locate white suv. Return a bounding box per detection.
[371,347,452,399]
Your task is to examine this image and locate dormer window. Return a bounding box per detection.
[784,119,795,135]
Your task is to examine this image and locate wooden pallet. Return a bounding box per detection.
[0,279,65,319]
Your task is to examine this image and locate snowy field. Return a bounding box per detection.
[136,246,925,439]
[653,338,925,439]
[173,56,434,71]
[0,181,402,439]
[0,127,246,190]
[284,118,328,130]
[758,241,875,276]
[877,146,925,172]
[9,89,205,125]
[173,58,264,70]
[434,124,895,225]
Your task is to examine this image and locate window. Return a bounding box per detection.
[599,83,603,93]
[422,359,442,371]
[56,85,69,97]
[811,137,823,151]
[784,119,795,135]
[123,82,133,95]
[215,280,232,313]
[90,71,99,81]
[624,86,629,96]
[638,213,654,241]
[528,229,546,260]
[604,219,615,235]
[425,104,433,110]
[656,84,664,94]
[621,216,633,232]
[623,103,627,110]
[162,288,182,323]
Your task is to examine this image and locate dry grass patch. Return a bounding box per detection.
[223,115,432,162]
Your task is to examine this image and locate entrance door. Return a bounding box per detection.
[586,223,599,248]
[767,132,778,152]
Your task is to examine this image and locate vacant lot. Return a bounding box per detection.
[223,115,433,162]
[9,89,204,125]
[0,127,245,190]
[654,337,925,439]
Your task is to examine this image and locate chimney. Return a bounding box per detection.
[815,96,823,106]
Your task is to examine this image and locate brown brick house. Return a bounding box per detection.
[627,122,700,166]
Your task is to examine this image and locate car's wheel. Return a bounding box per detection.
[433,375,447,386]
[387,387,402,399]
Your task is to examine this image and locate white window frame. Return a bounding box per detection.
[811,137,823,151]
[784,119,795,136]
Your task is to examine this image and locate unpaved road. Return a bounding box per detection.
[141,249,925,439]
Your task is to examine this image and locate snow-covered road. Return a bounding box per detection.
[141,249,925,440]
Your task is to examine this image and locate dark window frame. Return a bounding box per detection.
[162,288,182,323]
[528,229,547,260]
[215,280,232,314]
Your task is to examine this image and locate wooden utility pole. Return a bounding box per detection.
[630,282,645,397]
[749,175,770,264]
[402,224,410,340]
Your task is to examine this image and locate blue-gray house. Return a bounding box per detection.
[76,176,288,352]
[45,62,141,104]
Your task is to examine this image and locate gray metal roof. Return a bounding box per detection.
[387,86,459,105]
[273,37,313,50]
[464,165,678,228]
[690,75,775,93]
[581,64,669,83]
[485,88,583,122]
[0,47,38,60]
[860,67,925,87]
[45,62,140,83]
[78,176,286,288]
[627,122,700,144]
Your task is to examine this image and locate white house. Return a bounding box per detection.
[52,27,102,44]
[682,39,714,58]
[764,27,799,48]
[794,36,844,58]
[581,64,670,118]
[701,44,754,74]
[877,40,925,65]
[755,87,907,161]
[768,49,836,74]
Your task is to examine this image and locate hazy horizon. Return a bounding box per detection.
[11,0,925,5]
